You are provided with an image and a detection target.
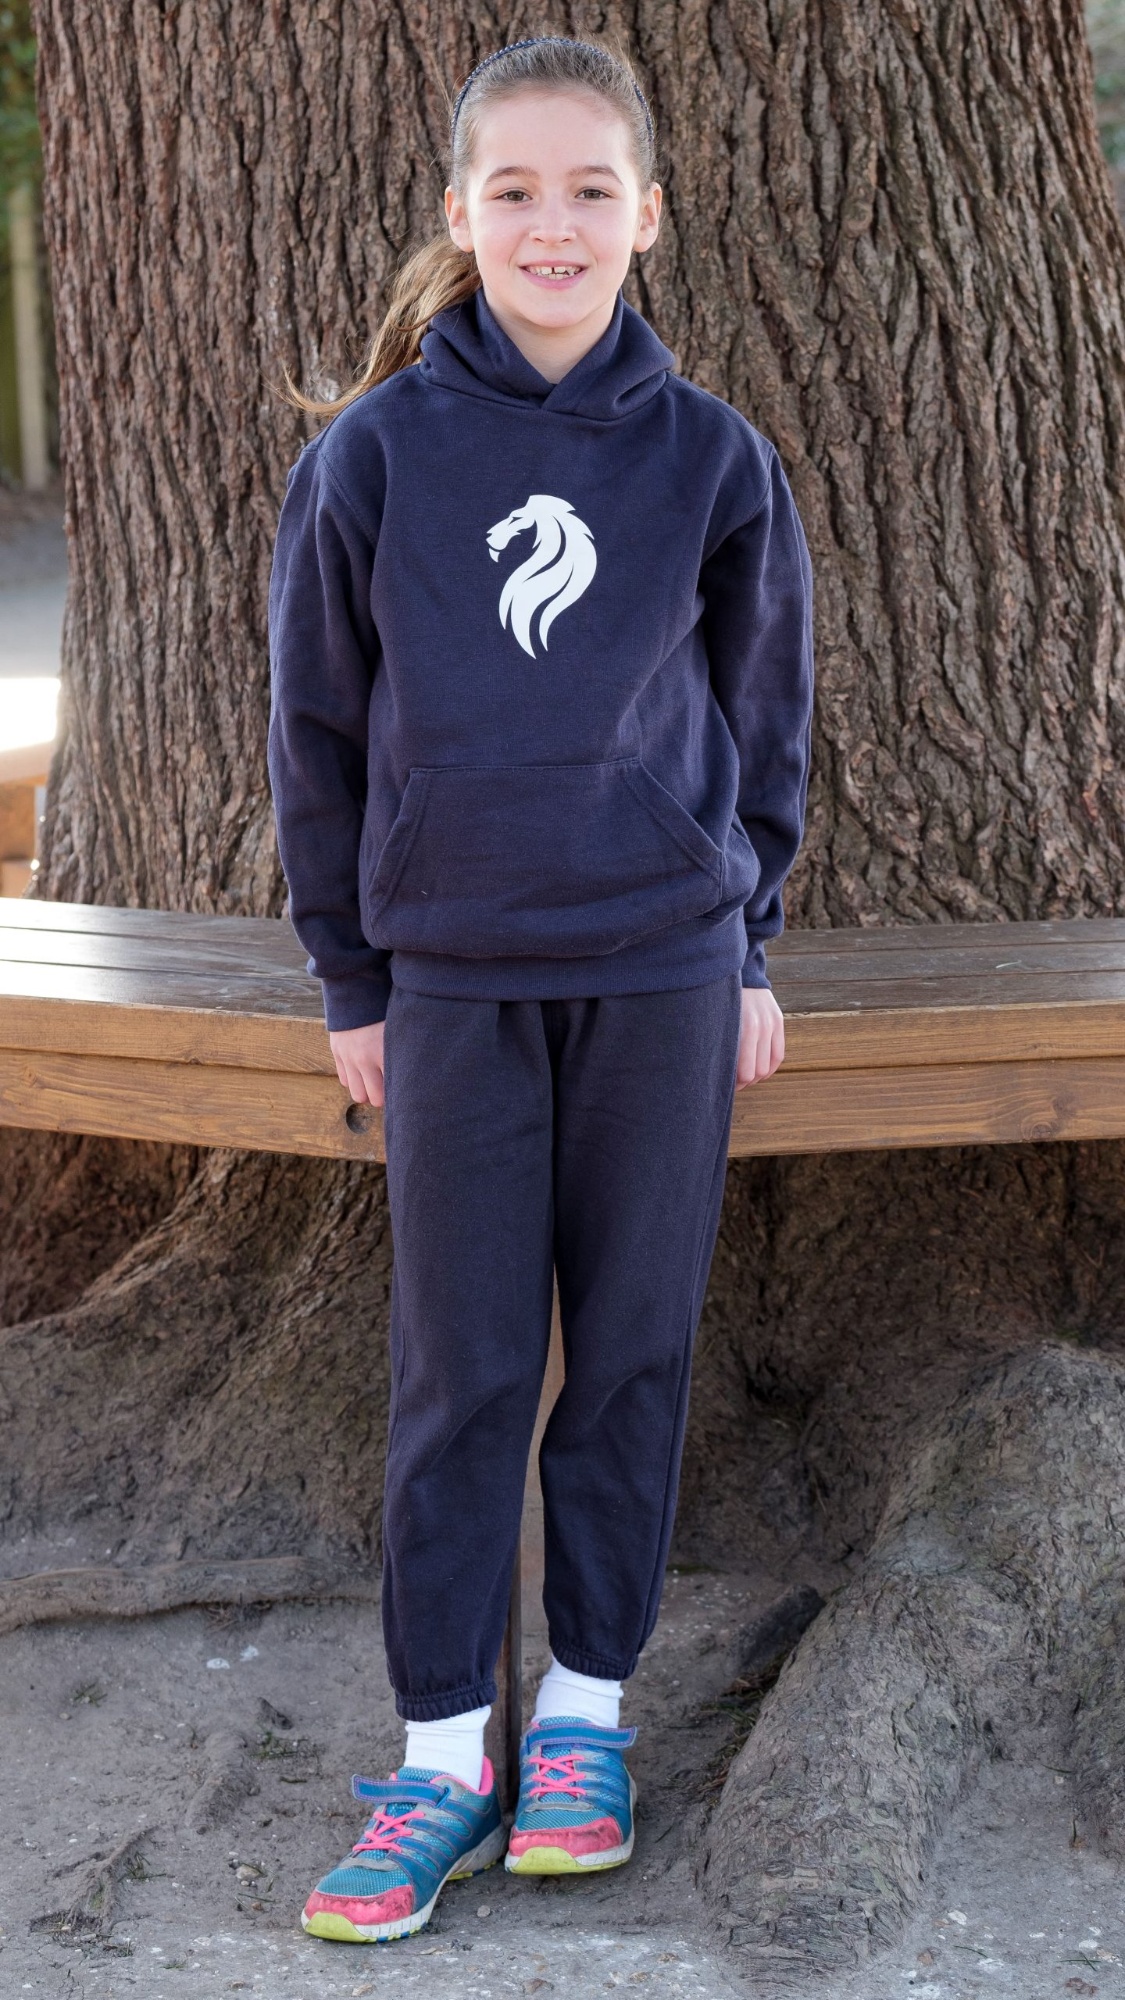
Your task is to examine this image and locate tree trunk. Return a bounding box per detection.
[10,0,1125,1976]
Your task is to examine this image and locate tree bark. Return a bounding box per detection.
[10,0,1125,1976]
[31,0,1125,923]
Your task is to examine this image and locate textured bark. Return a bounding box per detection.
[0,1136,393,1575]
[34,3,472,908]
[679,1135,1125,1567]
[9,0,1125,1977]
[654,0,1125,933]
[700,1343,1125,1973]
[31,0,1125,920]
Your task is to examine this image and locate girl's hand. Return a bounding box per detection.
[329,1021,386,1107]
[736,986,785,1089]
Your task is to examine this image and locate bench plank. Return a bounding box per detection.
[0,929,312,981]
[0,957,323,1016]
[0,1045,375,1159]
[4,906,1125,1158]
[5,987,1125,1083]
[773,991,1125,1065]
[0,900,309,955]
[8,901,1125,948]
[729,1054,1125,1154]
[8,1044,1125,1161]
[771,917,1125,953]
[0,988,328,1071]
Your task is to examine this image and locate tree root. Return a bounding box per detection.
[735,1584,824,1683]
[0,1555,380,1638]
[186,1731,259,1835]
[699,1341,1125,1978]
[32,1826,149,1944]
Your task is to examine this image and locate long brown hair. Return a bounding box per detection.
[289,35,657,419]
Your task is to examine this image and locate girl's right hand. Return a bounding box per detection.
[328,1021,386,1107]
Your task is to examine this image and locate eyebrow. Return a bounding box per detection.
[481,163,626,186]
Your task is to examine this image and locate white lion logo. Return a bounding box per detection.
[486,494,597,658]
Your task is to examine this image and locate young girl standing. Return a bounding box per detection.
[268,34,814,1946]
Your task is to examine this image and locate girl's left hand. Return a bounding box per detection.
[736,986,785,1088]
[328,1020,386,1107]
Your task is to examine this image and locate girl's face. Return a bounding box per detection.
[445,88,661,375]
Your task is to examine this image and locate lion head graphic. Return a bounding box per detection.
[486,494,597,658]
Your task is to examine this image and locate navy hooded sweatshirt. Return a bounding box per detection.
[267,286,815,1031]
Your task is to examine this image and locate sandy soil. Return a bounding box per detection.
[1,1568,1122,2000]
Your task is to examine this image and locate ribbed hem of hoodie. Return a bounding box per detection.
[385,908,752,1006]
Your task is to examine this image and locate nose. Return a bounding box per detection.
[529,195,577,244]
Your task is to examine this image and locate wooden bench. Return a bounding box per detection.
[4,896,1125,1803]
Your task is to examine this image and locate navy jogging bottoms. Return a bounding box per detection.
[379,974,743,1721]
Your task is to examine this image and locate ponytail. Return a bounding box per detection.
[286,236,480,418]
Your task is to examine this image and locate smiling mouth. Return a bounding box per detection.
[523,263,585,278]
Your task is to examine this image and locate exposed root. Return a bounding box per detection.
[186,1731,259,1835]
[735,1585,825,1683]
[697,1586,828,1803]
[32,1826,149,1944]
[0,1556,379,1637]
[699,1343,1125,1977]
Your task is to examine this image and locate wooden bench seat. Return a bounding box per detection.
[5,896,1125,1804]
[3,900,1125,1157]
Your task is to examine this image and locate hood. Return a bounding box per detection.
[417,285,675,422]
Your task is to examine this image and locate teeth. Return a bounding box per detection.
[527,265,581,277]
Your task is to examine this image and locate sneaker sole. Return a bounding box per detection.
[504,1776,637,1876]
[301,1822,508,1943]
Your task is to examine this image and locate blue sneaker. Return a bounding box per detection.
[505,1716,637,1875]
[302,1758,507,1942]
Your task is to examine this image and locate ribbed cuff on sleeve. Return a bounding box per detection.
[320,969,393,1032]
[740,941,771,990]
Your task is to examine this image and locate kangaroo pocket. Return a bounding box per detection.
[363,760,726,959]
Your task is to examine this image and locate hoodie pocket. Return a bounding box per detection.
[364,760,725,959]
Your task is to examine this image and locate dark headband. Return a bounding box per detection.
[450,36,655,147]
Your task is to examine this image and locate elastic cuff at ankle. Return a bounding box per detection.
[548,1636,637,1682]
[394,1676,496,1722]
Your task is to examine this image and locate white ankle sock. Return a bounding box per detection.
[402,1704,490,1791]
[533,1654,622,1731]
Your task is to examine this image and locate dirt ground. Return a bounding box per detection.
[1,1567,1123,2000]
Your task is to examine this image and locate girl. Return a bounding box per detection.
[268,33,814,1946]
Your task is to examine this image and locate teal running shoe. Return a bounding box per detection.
[505,1716,637,1875]
[302,1758,507,1942]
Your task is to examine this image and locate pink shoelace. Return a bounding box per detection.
[528,1751,588,1802]
[352,1804,423,1859]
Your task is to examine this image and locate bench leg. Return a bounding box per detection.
[485,1555,523,1812]
[485,1286,565,1813]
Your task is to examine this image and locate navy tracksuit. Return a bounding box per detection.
[267,286,814,1717]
